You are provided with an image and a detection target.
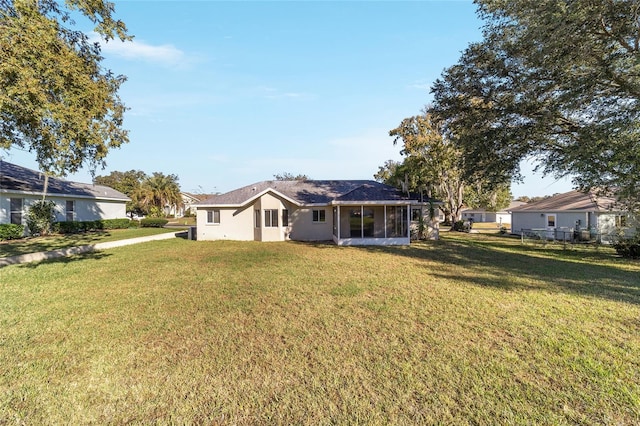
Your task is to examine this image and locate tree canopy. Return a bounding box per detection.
[379,112,512,223]
[273,172,309,181]
[0,0,130,176]
[95,170,182,217]
[430,0,640,211]
[386,113,466,223]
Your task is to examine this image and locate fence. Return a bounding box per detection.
[520,228,616,245]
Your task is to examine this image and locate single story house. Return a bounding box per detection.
[0,160,129,228]
[461,200,527,225]
[195,180,439,245]
[510,190,635,242]
[164,192,212,218]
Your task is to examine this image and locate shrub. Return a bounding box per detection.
[140,218,168,228]
[101,218,132,229]
[613,234,640,259]
[54,219,131,234]
[26,200,57,236]
[0,224,24,241]
[452,220,467,232]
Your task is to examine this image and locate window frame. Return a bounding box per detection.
[546,214,556,227]
[206,209,221,225]
[282,209,289,227]
[312,209,326,223]
[66,200,76,222]
[264,209,278,227]
[10,198,23,225]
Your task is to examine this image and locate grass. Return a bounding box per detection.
[1,233,638,424]
[166,216,196,226]
[0,227,178,258]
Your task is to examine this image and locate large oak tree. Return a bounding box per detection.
[430,0,640,211]
[1,0,129,176]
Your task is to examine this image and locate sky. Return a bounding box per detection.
[3,0,574,197]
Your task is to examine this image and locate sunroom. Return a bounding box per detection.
[331,202,412,246]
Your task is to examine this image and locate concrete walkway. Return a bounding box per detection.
[0,230,186,268]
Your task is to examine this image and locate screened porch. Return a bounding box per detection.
[331,204,411,246]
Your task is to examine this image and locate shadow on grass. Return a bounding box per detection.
[16,250,112,269]
[360,234,640,305]
[0,232,113,258]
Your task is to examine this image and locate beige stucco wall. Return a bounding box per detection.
[197,192,294,242]
[288,207,333,241]
[197,206,255,241]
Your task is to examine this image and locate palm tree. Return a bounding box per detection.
[137,172,182,217]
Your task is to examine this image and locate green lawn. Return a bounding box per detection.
[0,227,179,258]
[1,233,638,424]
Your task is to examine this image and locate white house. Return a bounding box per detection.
[0,160,129,228]
[195,180,439,246]
[461,200,527,225]
[510,190,635,243]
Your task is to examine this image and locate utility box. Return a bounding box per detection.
[188,226,197,241]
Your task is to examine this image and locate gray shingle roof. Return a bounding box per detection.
[509,190,620,212]
[198,180,420,206]
[0,161,129,201]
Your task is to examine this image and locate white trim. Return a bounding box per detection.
[0,189,129,202]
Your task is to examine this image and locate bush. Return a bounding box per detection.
[26,200,56,236]
[613,235,640,259]
[101,218,132,229]
[54,219,131,234]
[140,218,168,228]
[0,224,24,241]
[452,220,467,232]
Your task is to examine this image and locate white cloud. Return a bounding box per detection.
[95,35,190,68]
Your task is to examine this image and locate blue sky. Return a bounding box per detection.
[3,0,573,197]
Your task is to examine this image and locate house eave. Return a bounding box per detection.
[0,188,130,202]
[330,200,418,206]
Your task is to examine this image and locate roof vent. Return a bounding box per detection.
[252,187,257,191]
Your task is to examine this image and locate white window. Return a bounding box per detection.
[10,198,23,225]
[66,200,76,222]
[312,209,326,223]
[255,210,261,228]
[547,214,556,227]
[282,209,289,227]
[207,210,220,224]
[264,209,278,227]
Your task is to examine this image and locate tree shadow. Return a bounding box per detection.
[1,231,113,258]
[16,250,112,269]
[360,235,640,305]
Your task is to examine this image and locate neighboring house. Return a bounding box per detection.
[510,190,635,242]
[163,192,215,218]
[0,160,129,228]
[195,180,439,245]
[461,200,527,225]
